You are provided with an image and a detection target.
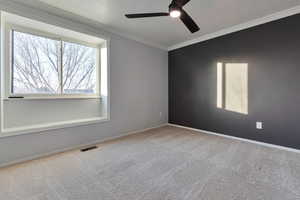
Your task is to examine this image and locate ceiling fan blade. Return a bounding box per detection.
[180,9,200,33]
[125,13,169,18]
[172,0,191,7]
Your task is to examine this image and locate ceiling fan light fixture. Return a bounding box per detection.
[125,0,200,33]
[170,10,181,18]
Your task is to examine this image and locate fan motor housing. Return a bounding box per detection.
[169,3,180,13]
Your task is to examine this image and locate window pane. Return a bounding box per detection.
[62,42,97,94]
[12,31,60,94]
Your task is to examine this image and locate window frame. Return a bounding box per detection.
[5,23,102,100]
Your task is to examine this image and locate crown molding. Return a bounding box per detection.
[1,0,299,52]
[168,5,300,51]
[0,0,168,50]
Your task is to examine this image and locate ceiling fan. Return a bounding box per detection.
[125,0,200,33]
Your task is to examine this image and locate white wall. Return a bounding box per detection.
[0,1,168,166]
[3,99,103,129]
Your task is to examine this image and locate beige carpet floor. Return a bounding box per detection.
[0,126,300,200]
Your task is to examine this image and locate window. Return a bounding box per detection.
[62,41,98,95]
[12,31,61,94]
[1,12,110,136]
[9,27,101,98]
[217,62,248,115]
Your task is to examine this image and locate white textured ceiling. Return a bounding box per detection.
[14,0,300,49]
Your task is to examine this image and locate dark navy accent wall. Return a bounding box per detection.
[169,14,300,149]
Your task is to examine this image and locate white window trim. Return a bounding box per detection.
[4,23,104,100]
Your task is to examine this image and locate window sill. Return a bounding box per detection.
[3,96,102,101]
[0,117,109,138]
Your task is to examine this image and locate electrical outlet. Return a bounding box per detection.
[256,122,263,130]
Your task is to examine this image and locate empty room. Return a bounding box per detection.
[0,0,300,199]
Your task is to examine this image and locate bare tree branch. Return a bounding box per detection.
[13,32,96,94]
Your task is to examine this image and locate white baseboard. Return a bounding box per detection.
[168,123,300,154]
[0,123,168,168]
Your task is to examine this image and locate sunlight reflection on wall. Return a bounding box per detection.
[217,62,248,115]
